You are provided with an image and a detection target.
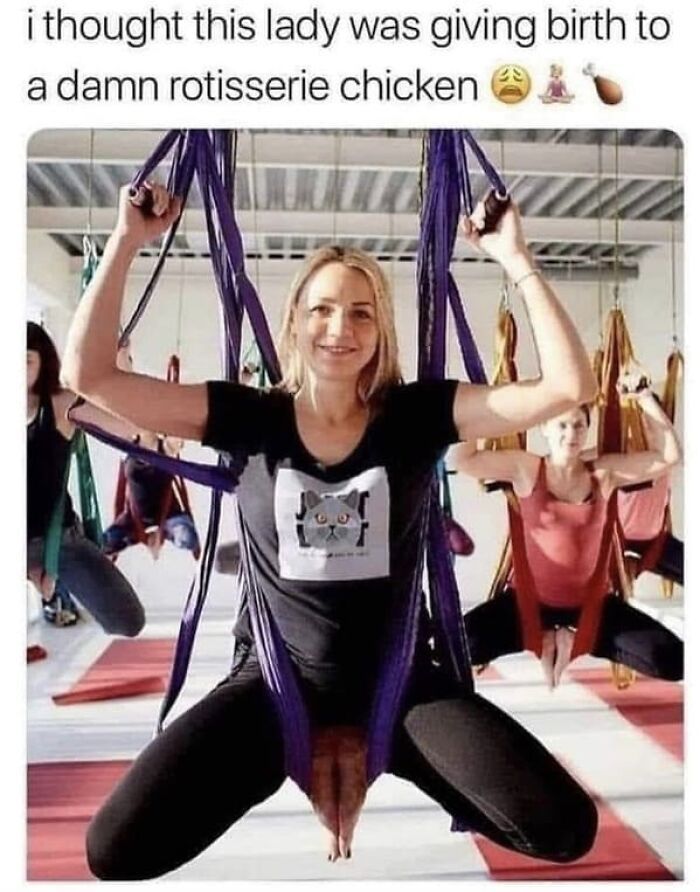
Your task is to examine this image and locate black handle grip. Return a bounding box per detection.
[129,184,154,215]
[483,480,510,493]
[619,480,654,493]
[478,189,510,235]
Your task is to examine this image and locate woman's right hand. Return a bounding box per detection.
[113,182,182,251]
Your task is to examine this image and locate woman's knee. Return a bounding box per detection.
[620,629,684,681]
[652,635,684,681]
[118,600,146,637]
[172,523,199,552]
[102,524,129,554]
[86,807,163,881]
[530,788,598,862]
[101,597,146,638]
[85,807,152,881]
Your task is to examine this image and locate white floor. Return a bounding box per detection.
[26,552,684,881]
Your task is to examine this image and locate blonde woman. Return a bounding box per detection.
[64,182,598,879]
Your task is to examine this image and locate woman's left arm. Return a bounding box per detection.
[451,200,596,441]
[594,384,683,488]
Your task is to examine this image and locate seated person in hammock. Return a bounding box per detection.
[579,393,683,587]
[102,346,200,560]
[451,389,683,689]
[27,322,145,638]
[64,182,600,879]
[102,434,200,559]
[616,401,683,586]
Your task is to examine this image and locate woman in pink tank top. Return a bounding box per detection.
[452,386,682,688]
[618,472,683,586]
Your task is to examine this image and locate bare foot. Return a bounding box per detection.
[540,629,557,690]
[146,531,163,561]
[553,626,575,687]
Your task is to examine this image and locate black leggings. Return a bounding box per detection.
[626,532,684,587]
[86,657,597,879]
[465,589,683,681]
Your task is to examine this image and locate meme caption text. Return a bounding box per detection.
[25,5,672,104]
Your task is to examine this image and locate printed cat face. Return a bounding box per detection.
[300,489,363,549]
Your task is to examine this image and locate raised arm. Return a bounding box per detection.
[453,201,597,441]
[594,378,683,489]
[449,441,540,497]
[62,184,208,440]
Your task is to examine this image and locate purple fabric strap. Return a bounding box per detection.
[120,131,198,345]
[157,486,223,730]
[461,130,507,196]
[76,418,237,492]
[130,130,182,190]
[367,130,502,787]
[159,133,247,734]
[196,132,310,788]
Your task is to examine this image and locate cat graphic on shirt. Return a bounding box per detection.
[296,489,369,551]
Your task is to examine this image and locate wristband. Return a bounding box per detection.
[512,268,541,289]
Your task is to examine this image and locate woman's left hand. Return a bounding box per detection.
[462,198,531,273]
[617,369,652,401]
[310,725,367,861]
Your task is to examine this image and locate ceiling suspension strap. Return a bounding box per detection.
[670,145,680,351]
[612,129,621,310]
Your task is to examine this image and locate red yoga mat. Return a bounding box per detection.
[570,667,683,762]
[27,760,132,880]
[52,638,176,705]
[470,667,680,878]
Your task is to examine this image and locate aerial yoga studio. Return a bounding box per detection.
[26,128,683,880]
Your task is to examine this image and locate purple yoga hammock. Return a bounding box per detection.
[73,129,507,804]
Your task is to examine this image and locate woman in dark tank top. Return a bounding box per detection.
[26,321,145,638]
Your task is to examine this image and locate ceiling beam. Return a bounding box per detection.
[66,255,639,283]
[30,206,680,247]
[27,131,683,182]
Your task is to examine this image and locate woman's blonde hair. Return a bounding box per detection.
[277,246,403,404]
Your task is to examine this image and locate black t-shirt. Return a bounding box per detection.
[27,397,75,541]
[203,379,459,720]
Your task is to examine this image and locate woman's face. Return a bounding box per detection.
[541,407,589,458]
[27,349,41,393]
[293,262,379,388]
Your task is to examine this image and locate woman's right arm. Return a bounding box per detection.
[449,441,539,495]
[62,184,208,440]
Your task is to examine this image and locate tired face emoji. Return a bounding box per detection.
[491,65,531,104]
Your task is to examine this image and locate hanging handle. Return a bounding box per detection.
[478,189,510,235]
[130,183,155,215]
[167,354,180,383]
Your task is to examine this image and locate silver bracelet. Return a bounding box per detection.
[512,268,541,289]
